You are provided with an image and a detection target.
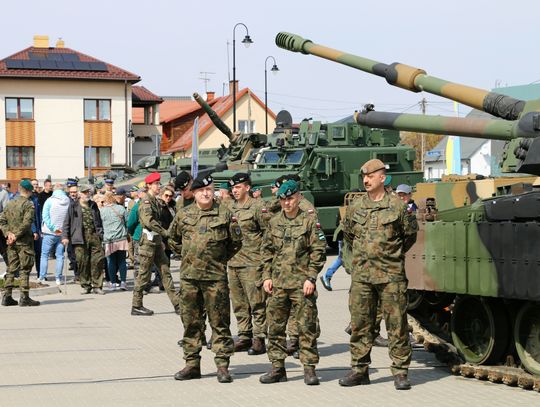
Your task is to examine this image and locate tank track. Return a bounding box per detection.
[408,314,540,392]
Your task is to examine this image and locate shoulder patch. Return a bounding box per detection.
[261,207,268,213]
[308,209,314,214]
[234,226,241,235]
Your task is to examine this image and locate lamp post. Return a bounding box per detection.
[264,56,279,134]
[232,23,253,132]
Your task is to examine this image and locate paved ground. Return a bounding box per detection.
[1,255,538,407]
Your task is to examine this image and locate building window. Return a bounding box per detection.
[7,147,35,168]
[84,99,111,121]
[238,120,255,134]
[85,147,111,167]
[5,98,34,120]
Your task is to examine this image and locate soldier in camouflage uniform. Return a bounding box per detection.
[339,159,418,390]
[227,172,268,355]
[62,184,105,295]
[0,180,40,307]
[131,172,179,316]
[174,171,194,211]
[259,180,326,386]
[169,174,242,383]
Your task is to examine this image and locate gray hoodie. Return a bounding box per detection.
[41,189,70,235]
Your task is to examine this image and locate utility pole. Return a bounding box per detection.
[420,98,427,173]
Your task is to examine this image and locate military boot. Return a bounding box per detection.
[259,367,287,384]
[234,338,252,352]
[216,367,233,383]
[174,366,201,381]
[247,337,266,356]
[131,306,154,316]
[374,335,389,347]
[19,293,40,307]
[394,374,411,390]
[286,338,299,356]
[344,323,352,335]
[1,294,18,306]
[338,370,370,387]
[304,367,320,385]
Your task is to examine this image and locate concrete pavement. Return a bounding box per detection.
[0,256,538,406]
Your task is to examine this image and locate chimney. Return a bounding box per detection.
[55,38,65,48]
[33,35,49,48]
[229,80,239,96]
[206,91,215,102]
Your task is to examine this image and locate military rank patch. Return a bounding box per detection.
[234,226,241,235]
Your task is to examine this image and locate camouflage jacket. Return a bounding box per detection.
[342,192,418,284]
[168,202,242,281]
[175,196,194,211]
[261,208,326,289]
[138,193,168,238]
[228,197,268,268]
[0,196,35,245]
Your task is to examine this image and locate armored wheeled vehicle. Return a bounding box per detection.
[276,31,540,376]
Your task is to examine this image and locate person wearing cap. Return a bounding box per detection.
[131,172,179,316]
[250,186,262,199]
[395,184,418,213]
[126,187,148,273]
[0,180,40,307]
[168,173,242,383]
[339,159,418,390]
[227,172,269,355]
[174,171,194,210]
[66,182,79,277]
[217,182,232,207]
[259,180,326,386]
[62,184,106,295]
[104,178,115,192]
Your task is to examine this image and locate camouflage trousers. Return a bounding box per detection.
[228,266,267,340]
[349,280,411,375]
[180,278,233,368]
[267,287,319,368]
[4,242,34,295]
[132,235,178,308]
[74,234,104,290]
[286,303,321,341]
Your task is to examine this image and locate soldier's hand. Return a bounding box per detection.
[263,279,273,294]
[303,280,316,296]
[7,232,16,245]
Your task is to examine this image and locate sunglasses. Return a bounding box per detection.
[163,193,173,198]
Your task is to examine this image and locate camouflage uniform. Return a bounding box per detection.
[342,192,417,376]
[0,196,35,296]
[168,202,242,368]
[132,193,178,309]
[261,208,326,368]
[228,197,268,342]
[175,196,194,212]
[76,205,105,290]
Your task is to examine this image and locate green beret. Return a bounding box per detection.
[251,186,261,192]
[384,174,392,187]
[20,179,34,192]
[219,182,231,191]
[277,180,299,199]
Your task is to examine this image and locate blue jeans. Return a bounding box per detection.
[325,240,343,279]
[39,234,65,280]
[106,250,127,284]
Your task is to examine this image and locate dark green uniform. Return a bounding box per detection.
[132,193,178,309]
[169,202,242,368]
[342,192,417,376]
[0,196,35,296]
[228,197,268,341]
[261,208,326,368]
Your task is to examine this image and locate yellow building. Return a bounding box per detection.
[0,35,140,181]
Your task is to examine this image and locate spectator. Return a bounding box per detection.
[38,179,53,213]
[100,191,129,291]
[0,184,9,212]
[39,183,70,285]
[395,184,418,212]
[66,183,79,277]
[29,179,42,279]
[127,188,146,275]
[7,183,15,200]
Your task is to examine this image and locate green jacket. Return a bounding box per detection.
[127,201,142,241]
[342,192,418,284]
[261,208,326,289]
[168,202,242,281]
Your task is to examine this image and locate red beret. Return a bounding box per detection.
[145,172,161,184]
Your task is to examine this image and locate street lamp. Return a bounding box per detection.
[264,56,279,134]
[232,23,253,132]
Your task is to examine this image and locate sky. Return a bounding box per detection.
[1,0,539,122]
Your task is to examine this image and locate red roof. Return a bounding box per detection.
[165,88,276,153]
[0,46,140,82]
[132,97,203,125]
[132,86,163,104]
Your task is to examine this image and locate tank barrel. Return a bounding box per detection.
[276,32,527,121]
[355,108,540,141]
[193,92,233,139]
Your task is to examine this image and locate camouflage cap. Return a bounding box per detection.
[20,179,34,192]
[191,174,213,191]
[361,159,386,175]
[277,180,299,199]
[79,184,91,193]
[228,172,250,187]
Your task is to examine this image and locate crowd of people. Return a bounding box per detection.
[0,159,417,389]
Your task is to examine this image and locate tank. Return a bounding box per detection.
[277,32,540,376]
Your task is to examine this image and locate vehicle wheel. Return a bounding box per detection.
[514,302,540,376]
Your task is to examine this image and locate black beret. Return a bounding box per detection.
[285,173,301,183]
[228,172,250,187]
[175,171,192,191]
[272,175,286,189]
[191,174,213,191]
